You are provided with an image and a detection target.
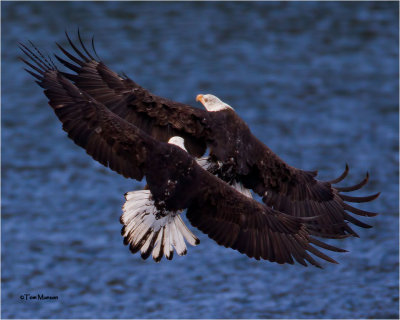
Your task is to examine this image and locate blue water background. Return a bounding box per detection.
[2,1,399,318]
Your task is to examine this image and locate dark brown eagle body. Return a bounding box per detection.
[145,143,200,213]
[19,32,379,265]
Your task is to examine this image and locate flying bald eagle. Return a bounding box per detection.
[19,33,379,265]
[33,32,379,238]
[20,44,349,267]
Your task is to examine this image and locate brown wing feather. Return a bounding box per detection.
[187,169,346,268]
[244,138,379,237]
[20,43,154,180]
[54,32,210,157]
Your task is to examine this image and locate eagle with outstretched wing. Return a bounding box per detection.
[36,32,379,237]
[19,32,379,265]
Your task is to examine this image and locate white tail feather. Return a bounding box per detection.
[152,230,164,261]
[121,190,199,262]
[175,215,199,246]
[163,224,173,260]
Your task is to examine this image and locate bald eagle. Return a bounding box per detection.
[19,32,379,266]
[42,32,379,237]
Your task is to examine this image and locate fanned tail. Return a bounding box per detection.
[120,190,199,262]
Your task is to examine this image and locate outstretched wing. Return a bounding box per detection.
[20,42,157,180]
[53,32,210,157]
[242,137,379,237]
[187,169,346,268]
[20,41,346,267]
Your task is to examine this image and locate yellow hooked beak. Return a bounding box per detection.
[196,94,205,106]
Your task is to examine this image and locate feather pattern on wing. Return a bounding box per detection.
[55,32,210,157]
[242,138,379,237]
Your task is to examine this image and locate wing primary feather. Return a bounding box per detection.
[77,28,95,60]
[328,164,349,184]
[55,54,82,73]
[307,229,354,239]
[336,172,369,192]
[343,203,378,217]
[252,229,260,260]
[271,232,284,264]
[286,235,308,266]
[303,251,323,268]
[340,192,380,203]
[309,237,347,252]
[19,42,51,70]
[276,233,294,264]
[65,31,90,62]
[343,212,373,228]
[47,52,58,69]
[20,57,45,75]
[59,71,79,82]
[56,42,85,66]
[27,40,55,70]
[265,232,275,261]
[306,244,339,264]
[23,67,43,81]
[19,46,48,73]
[306,220,352,238]
[91,35,101,60]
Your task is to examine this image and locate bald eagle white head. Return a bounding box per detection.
[196,94,233,112]
[168,136,187,151]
